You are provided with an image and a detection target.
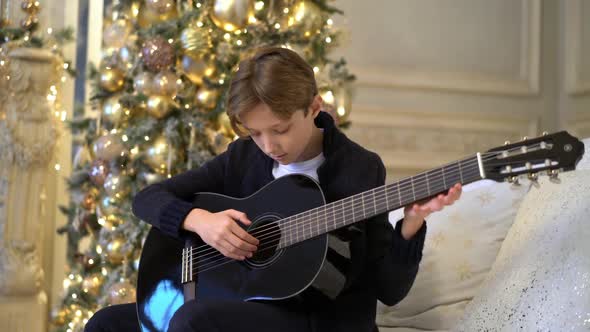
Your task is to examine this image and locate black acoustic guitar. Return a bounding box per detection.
[136,131,584,332]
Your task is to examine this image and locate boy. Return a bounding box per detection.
[86,46,461,332]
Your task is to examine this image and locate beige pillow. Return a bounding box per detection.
[378,179,531,331]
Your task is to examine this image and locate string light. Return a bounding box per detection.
[254,1,264,10]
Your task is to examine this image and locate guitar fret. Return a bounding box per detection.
[410,177,416,201]
[353,196,357,222]
[372,190,377,216]
[361,194,366,219]
[459,160,464,183]
[325,205,329,234]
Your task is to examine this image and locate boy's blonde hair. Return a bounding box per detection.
[226,46,318,137]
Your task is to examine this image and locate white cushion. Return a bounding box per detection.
[377,179,531,330]
[575,137,590,170]
[456,170,590,330]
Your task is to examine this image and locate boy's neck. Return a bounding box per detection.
[296,126,324,162]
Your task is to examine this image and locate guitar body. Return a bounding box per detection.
[136,174,328,332]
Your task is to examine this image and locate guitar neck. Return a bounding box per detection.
[278,154,484,249]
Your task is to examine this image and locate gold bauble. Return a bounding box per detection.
[104,172,132,198]
[108,279,137,305]
[100,214,124,231]
[210,0,255,32]
[21,0,41,14]
[145,95,175,119]
[287,1,323,36]
[81,273,104,296]
[104,2,137,24]
[102,19,132,49]
[180,25,212,57]
[153,71,179,96]
[99,67,126,92]
[20,15,38,30]
[144,136,179,174]
[217,112,234,137]
[195,87,220,110]
[93,133,126,161]
[137,2,178,28]
[102,96,126,125]
[51,307,70,326]
[133,72,154,95]
[178,54,216,85]
[104,235,131,264]
[145,0,176,14]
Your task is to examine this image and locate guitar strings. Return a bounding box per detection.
[189,167,485,275]
[186,143,549,274]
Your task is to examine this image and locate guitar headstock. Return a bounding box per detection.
[483,131,585,183]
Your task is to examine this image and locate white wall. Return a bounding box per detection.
[334,0,590,180]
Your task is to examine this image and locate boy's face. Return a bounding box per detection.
[239,95,323,165]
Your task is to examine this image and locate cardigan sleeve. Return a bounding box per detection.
[131,144,230,238]
[365,156,427,306]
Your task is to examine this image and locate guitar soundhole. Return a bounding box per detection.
[245,214,284,268]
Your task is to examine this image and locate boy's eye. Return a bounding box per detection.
[274,129,288,135]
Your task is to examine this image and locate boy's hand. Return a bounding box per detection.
[401,183,462,240]
[182,208,259,260]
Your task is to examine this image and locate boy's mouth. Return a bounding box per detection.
[272,154,287,160]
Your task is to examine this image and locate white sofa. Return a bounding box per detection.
[378,137,590,332]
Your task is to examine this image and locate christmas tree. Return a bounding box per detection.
[52,1,355,331]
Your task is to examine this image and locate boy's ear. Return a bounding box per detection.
[309,94,323,118]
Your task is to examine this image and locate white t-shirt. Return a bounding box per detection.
[272,152,325,181]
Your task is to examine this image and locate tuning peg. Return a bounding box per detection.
[508,176,520,186]
[504,140,511,146]
[542,131,549,136]
[549,169,560,183]
[528,172,538,181]
[522,136,529,141]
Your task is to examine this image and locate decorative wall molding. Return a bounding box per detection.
[564,0,590,96]
[346,106,539,180]
[564,111,590,139]
[351,0,541,96]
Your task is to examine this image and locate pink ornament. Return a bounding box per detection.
[89,159,110,186]
[142,37,175,72]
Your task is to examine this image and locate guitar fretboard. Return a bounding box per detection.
[277,154,483,249]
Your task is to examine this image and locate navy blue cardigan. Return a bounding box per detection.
[132,111,426,332]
